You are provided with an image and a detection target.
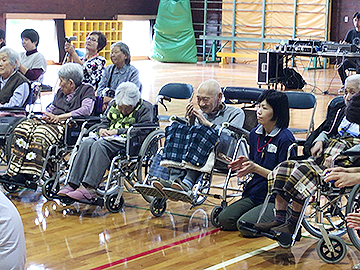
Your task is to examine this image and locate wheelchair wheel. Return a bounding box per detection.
[302,191,348,238]
[105,193,124,213]
[316,235,346,264]
[42,177,60,201]
[210,206,223,228]
[150,198,167,217]
[136,129,165,203]
[346,184,360,250]
[4,117,27,164]
[97,170,121,196]
[2,183,19,193]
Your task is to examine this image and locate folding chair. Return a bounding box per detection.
[285,91,317,138]
[222,86,264,131]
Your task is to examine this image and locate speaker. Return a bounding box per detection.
[257,51,283,85]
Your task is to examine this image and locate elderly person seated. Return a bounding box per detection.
[0,47,30,109]
[97,42,141,111]
[57,82,153,203]
[136,79,245,202]
[5,62,95,184]
[254,74,360,236]
[65,31,107,90]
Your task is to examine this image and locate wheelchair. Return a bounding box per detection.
[134,86,262,217]
[0,115,102,193]
[237,149,359,264]
[39,87,188,213]
[133,117,222,217]
[37,115,163,213]
[0,91,109,194]
[0,81,43,166]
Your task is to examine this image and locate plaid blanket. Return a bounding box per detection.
[161,122,219,168]
[268,136,360,201]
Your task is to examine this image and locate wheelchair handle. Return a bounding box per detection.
[155,95,171,112]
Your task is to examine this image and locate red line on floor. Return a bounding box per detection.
[91,228,221,270]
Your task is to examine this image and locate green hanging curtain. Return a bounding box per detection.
[151,0,197,63]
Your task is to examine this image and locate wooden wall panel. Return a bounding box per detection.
[0,0,160,29]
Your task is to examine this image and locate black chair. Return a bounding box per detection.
[222,86,264,132]
[285,91,317,138]
[155,83,194,122]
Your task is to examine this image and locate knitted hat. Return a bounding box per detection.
[21,29,39,47]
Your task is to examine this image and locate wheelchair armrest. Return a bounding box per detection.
[330,150,360,167]
[66,116,102,128]
[71,115,102,122]
[0,106,26,112]
[340,149,360,157]
[169,115,188,125]
[222,122,250,138]
[294,139,306,146]
[131,122,160,129]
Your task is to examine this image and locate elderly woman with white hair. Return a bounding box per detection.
[57,81,153,203]
[6,62,95,184]
[0,46,30,108]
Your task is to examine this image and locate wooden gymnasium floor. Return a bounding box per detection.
[5,58,360,270]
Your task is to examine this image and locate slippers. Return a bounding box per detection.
[67,186,96,203]
[58,185,75,197]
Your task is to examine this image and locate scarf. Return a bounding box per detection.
[107,100,142,131]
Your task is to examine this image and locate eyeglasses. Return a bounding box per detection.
[86,37,98,43]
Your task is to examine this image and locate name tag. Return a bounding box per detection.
[267,143,277,153]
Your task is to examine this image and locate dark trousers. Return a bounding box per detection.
[338,58,360,84]
[218,197,274,233]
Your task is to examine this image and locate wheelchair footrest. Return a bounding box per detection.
[134,183,166,198]
[238,220,298,247]
[162,188,194,204]
[0,178,38,191]
[74,197,105,206]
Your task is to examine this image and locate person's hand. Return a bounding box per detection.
[192,109,212,127]
[185,102,194,118]
[346,212,360,229]
[229,156,255,178]
[102,96,112,111]
[99,128,117,137]
[323,156,333,168]
[324,169,360,188]
[311,141,324,158]
[64,42,76,56]
[42,112,59,124]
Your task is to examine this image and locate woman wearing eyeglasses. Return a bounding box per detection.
[65,31,107,90]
